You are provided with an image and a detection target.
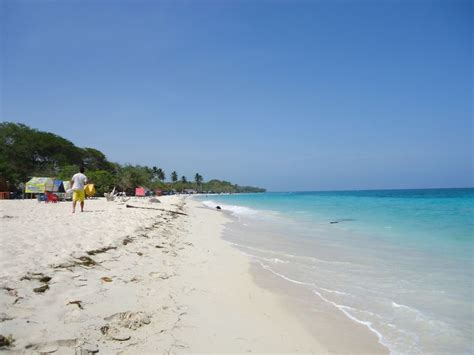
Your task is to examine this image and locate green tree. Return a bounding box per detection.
[157,168,165,181]
[194,173,203,192]
[152,166,159,181]
[200,179,265,193]
[173,181,183,192]
[0,123,267,194]
[150,180,168,191]
[116,165,152,193]
[0,122,83,185]
[57,165,80,181]
[87,170,115,195]
[171,171,178,183]
[81,148,113,171]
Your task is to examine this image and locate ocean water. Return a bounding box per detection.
[196,189,474,354]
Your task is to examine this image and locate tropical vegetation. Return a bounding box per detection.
[0,122,266,195]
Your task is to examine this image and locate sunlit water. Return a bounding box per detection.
[196,189,474,354]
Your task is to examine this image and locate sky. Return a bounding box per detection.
[1,0,472,191]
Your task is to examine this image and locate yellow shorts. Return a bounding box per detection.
[73,190,85,202]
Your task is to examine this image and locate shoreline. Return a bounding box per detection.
[195,190,474,354]
[170,198,325,352]
[216,205,388,354]
[1,196,383,353]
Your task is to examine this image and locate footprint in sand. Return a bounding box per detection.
[25,338,84,353]
[149,272,175,280]
[105,311,151,330]
[101,311,151,342]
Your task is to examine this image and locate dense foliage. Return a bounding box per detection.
[201,180,265,193]
[0,122,266,195]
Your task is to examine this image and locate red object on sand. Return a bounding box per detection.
[45,192,58,203]
[135,187,145,196]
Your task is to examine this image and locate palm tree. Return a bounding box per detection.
[152,166,159,181]
[171,171,178,183]
[194,173,203,192]
[180,175,188,194]
[157,168,165,181]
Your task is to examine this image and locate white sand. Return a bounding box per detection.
[0,196,327,353]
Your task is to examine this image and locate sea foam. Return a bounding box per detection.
[201,200,258,216]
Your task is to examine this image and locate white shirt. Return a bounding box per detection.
[71,173,87,191]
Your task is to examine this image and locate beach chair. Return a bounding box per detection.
[45,192,58,203]
[104,187,117,201]
[120,192,130,203]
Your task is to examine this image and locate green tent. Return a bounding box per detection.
[25,177,54,194]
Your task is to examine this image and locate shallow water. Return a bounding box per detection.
[196,189,474,354]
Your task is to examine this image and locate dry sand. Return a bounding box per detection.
[0,196,328,353]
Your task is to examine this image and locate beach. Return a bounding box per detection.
[198,190,474,354]
[0,195,388,353]
[2,0,471,352]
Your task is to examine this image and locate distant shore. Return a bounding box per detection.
[0,196,384,353]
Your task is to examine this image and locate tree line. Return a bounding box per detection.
[0,122,266,195]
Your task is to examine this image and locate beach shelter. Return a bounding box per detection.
[135,186,145,196]
[52,180,65,193]
[25,177,54,194]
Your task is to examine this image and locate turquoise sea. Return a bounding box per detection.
[196,189,474,354]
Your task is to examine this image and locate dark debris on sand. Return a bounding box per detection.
[33,284,49,293]
[54,256,98,270]
[86,246,117,256]
[67,300,84,309]
[0,334,15,348]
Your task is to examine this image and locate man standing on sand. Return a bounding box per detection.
[71,166,87,213]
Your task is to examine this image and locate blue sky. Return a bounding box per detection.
[1,0,472,191]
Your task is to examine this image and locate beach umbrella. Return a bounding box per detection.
[25,177,54,194]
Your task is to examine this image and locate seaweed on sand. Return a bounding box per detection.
[54,256,98,270]
[122,237,133,245]
[67,300,83,309]
[33,284,49,293]
[20,273,52,283]
[86,246,117,256]
[2,286,17,296]
[0,314,13,322]
[0,334,15,347]
[125,204,188,216]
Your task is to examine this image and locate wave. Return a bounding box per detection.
[254,260,393,353]
[255,257,448,354]
[256,261,313,286]
[201,200,259,216]
[239,250,289,264]
[227,241,355,266]
[391,301,450,332]
[319,287,350,296]
[391,302,428,322]
[313,290,390,352]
